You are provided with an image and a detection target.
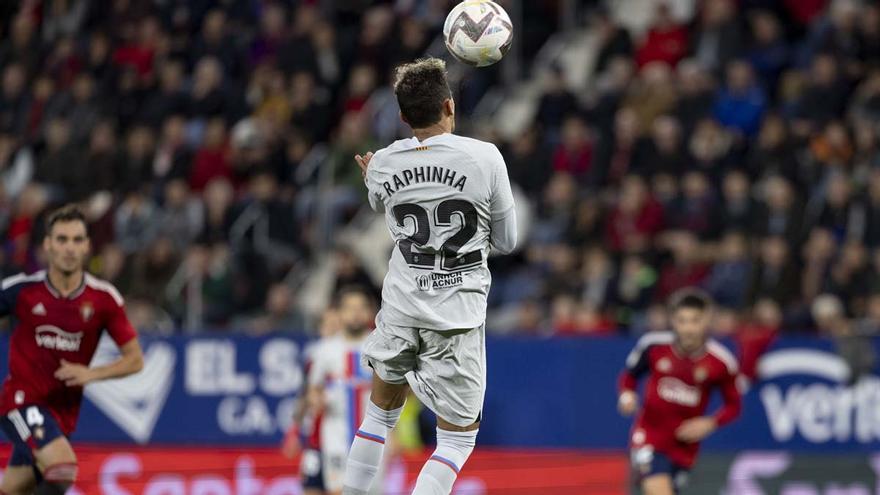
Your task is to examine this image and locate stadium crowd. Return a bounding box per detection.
[1,0,879,348]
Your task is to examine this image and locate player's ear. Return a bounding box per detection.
[399,111,409,126]
[444,98,455,117]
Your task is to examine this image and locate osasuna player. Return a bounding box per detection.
[342,58,517,495]
[618,290,741,495]
[0,206,144,495]
[305,287,377,495]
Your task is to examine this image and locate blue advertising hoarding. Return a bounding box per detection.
[0,333,877,452]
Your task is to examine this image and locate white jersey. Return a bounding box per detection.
[365,133,517,330]
[307,334,371,454]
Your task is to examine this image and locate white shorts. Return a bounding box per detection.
[362,312,486,427]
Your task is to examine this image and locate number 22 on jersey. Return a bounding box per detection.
[393,200,481,272]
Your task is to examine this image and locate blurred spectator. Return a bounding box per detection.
[748,236,800,306]
[605,175,664,253]
[812,293,876,383]
[713,60,767,137]
[636,4,689,68]
[736,298,781,382]
[692,0,744,73]
[114,190,159,254]
[655,231,710,300]
[552,116,594,181]
[537,66,579,139]
[704,231,752,308]
[234,282,305,335]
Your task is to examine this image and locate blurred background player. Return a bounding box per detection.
[282,306,343,495]
[343,58,517,495]
[617,289,741,495]
[296,286,378,495]
[0,205,144,495]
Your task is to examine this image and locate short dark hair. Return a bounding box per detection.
[669,288,712,312]
[335,285,375,308]
[45,204,88,236]
[393,58,452,129]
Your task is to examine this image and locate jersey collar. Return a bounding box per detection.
[44,273,86,300]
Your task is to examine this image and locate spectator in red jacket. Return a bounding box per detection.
[606,175,665,252]
[636,3,689,68]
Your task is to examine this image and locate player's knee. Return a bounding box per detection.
[39,463,77,493]
[437,417,479,432]
[642,474,675,495]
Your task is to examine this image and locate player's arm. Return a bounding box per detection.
[617,335,657,416]
[357,151,387,213]
[282,360,314,458]
[56,291,143,387]
[489,146,517,254]
[55,339,144,386]
[676,362,742,443]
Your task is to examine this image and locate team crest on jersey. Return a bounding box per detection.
[31,303,46,316]
[81,302,94,322]
[694,366,708,383]
[657,357,672,373]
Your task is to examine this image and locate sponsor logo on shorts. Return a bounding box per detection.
[35,325,83,352]
[657,376,701,407]
[415,272,464,291]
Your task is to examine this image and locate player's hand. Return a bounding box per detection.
[675,417,717,443]
[54,359,95,387]
[355,151,374,178]
[280,425,302,459]
[618,390,638,417]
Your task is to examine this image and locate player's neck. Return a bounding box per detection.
[47,267,85,298]
[412,123,450,142]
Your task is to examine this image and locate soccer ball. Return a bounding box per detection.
[443,1,514,67]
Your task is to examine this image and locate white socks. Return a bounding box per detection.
[412,428,478,495]
[342,401,403,495]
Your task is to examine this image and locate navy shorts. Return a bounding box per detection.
[631,446,690,493]
[300,448,325,490]
[0,405,66,467]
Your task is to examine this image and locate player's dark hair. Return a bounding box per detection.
[45,204,88,236]
[335,285,376,309]
[668,288,713,313]
[393,58,452,129]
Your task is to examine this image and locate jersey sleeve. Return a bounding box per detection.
[364,152,386,213]
[105,293,138,347]
[307,345,328,388]
[618,333,669,392]
[488,145,517,253]
[711,353,743,426]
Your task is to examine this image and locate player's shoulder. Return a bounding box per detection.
[83,273,125,307]
[313,334,345,355]
[1,270,46,291]
[444,134,503,161]
[634,331,676,350]
[705,339,739,375]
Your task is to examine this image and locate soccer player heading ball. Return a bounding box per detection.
[0,205,144,495]
[618,289,742,495]
[342,58,517,495]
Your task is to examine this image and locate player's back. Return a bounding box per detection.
[365,133,514,331]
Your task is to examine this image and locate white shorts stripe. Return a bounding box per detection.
[8,410,31,441]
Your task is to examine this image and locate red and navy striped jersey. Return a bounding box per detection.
[619,331,742,468]
[0,271,137,435]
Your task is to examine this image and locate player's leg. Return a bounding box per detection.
[641,474,676,495]
[343,320,417,495]
[32,436,78,494]
[0,406,75,494]
[409,326,486,495]
[0,464,38,495]
[342,375,408,495]
[411,417,479,495]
